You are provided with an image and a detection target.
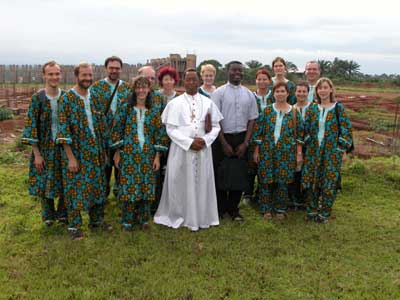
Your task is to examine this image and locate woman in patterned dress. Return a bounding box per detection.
[253,82,304,220]
[289,81,319,209]
[110,76,168,231]
[302,78,353,223]
[244,68,273,203]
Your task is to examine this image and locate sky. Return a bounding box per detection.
[1,0,399,75]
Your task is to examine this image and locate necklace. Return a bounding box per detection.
[184,93,203,122]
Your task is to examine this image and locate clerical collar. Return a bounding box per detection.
[227,82,241,88]
[185,92,198,97]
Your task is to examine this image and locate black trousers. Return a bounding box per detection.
[212,132,247,216]
[105,148,119,197]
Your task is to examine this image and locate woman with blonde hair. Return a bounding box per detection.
[198,64,217,98]
[302,77,353,223]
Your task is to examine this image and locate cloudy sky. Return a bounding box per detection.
[1,0,399,74]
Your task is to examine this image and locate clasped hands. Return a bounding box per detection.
[222,142,247,158]
[190,137,206,151]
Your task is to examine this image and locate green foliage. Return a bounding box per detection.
[13,135,29,152]
[0,107,13,121]
[0,156,399,299]
[196,59,226,83]
[0,144,28,166]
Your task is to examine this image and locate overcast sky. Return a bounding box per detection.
[1,0,399,74]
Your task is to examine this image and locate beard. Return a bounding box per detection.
[78,79,92,90]
[108,73,119,81]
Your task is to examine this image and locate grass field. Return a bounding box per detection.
[0,142,399,299]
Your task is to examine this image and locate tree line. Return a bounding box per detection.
[197,58,400,86]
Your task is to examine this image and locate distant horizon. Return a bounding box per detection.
[0,58,398,77]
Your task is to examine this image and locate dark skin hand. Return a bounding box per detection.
[222,142,234,157]
[190,137,205,151]
[235,143,247,159]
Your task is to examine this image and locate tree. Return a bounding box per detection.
[245,60,262,69]
[197,59,225,83]
[346,60,361,77]
[197,59,223,73]
[286,61,298,72]
[317,59,332,76]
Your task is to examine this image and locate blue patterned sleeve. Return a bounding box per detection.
[109,102,127,149]
[22,93,40,145]
[295,109,304,144]
[252,109,265,145]
[56,93,73,145]
[154,113,169,152]
[337,103,353,152]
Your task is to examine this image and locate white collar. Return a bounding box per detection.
[273,103,292,114]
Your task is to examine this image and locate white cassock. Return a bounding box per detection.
[154,92,223,231]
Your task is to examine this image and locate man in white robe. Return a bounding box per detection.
[154,69,223,231]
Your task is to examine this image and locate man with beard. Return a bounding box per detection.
[22,60,67,226]
[90,56,131,197]
[211,61,259,221]
[154,69,223,231]
[57,62,110,240]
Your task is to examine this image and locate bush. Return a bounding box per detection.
[0,107,13,121]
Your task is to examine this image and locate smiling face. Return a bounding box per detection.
[256,73,271,90]
[43,64,61,88]
[184,71,200,95]
[273,60,286,76]
[161,74,176,90]
[106,60,122,82]
[295,85,309,103]
[135,83,150,101]
[316,81,333,102]
[76,66,93,90]
[228,63,243,85]
[274,85,289,103]
[305,62,320,83]
[201,70,215,86]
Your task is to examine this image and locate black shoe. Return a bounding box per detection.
[44,219,55,227]
[231,212,244,221]
[314,215,328,224]
[69,229,84,240]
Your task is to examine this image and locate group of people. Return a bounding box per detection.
[22,56,353,240]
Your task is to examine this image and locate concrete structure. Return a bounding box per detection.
[149,53,197,85]
[0,54,196,85]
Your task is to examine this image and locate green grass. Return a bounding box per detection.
[0,154,399,300]
[335,86,400,94]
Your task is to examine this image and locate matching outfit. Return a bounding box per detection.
[90,79,132,196]
[253,104,304,214]
[23,80,353,228]
[56,89,108,231]
[110,101,168,229]
[22,89,67,223]
[302,102,353,220]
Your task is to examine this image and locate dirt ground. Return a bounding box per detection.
[1,90,399,157]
